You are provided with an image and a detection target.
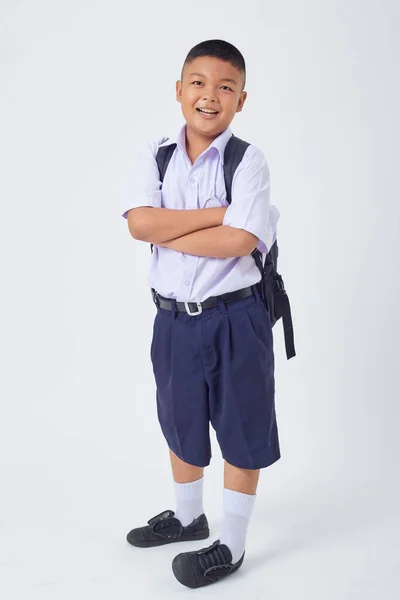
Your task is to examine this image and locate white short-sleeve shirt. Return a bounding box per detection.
[122,123,280,302]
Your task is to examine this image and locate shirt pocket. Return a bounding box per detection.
[214,175,228,206]
[202,178,228,208]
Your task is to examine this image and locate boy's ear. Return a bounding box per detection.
[176,80,182,103]
[236,91,247,113]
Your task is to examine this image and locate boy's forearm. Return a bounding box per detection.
[160,225,258,258]
[127,206,226,244]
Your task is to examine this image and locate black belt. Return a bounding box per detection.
[151,285,256,316]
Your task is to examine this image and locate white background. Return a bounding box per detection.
[1,1,399,598]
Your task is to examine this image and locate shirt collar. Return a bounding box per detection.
[159,123,233,165]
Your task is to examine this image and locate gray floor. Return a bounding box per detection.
[1,421,399,600]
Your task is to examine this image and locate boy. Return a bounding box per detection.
[122,39,280,588]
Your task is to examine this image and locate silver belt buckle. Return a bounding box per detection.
[184,301,203,316]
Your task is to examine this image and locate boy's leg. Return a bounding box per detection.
[126,306,212,548]
[126,449,208,547]
[171,294,276,587]
[223,460,260,494]
[217,461,259,564]
[169,449,205,526]
[151,306,212,527]
[206,292,277,563]
[169,449,204,483]
[171,460,259,587]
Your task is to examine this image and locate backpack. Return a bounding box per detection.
[154,133,296,360]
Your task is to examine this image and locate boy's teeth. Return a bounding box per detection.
[198,108,217,114]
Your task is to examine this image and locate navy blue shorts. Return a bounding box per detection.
[150,287,280,470]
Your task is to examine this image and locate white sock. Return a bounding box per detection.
[174,477,204,527]
[218,488,256,564]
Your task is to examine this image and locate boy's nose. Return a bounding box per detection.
[201,88,217,99]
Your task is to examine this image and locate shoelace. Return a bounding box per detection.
[153,519,176,530]
[147,510,175,526]
[196,541,230,571]
[147,510,182,538]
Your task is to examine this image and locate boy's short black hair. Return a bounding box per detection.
[181,39,246,91]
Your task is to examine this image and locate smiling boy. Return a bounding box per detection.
[122,39,279,588]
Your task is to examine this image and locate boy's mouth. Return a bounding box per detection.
[196,107,219,119]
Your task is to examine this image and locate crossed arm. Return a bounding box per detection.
[127,206,258,258]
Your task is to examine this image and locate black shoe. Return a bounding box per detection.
[172,539,245,588]
[126,510,209,548]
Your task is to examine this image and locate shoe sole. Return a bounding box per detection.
[127,529,210,548]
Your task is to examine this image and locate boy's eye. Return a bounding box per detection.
[191,81,233,91]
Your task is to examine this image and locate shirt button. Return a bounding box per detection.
[190,177,196,184]
[184,281,190,286]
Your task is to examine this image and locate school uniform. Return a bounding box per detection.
[122,123,281,470]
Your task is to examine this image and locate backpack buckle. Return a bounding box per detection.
[275,274,285,293]
[151,288,160,307]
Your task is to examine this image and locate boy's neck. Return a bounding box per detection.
[184,124,225,165]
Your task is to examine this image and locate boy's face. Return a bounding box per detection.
[176,56,247,138]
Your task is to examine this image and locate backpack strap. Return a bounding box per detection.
[277,289,296,359]
[155,139,177,183]
[223,134,250,205]
[263,252,296,360]
[224,135,267,292]
[224,135,296,360]
[151,140,177,253]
